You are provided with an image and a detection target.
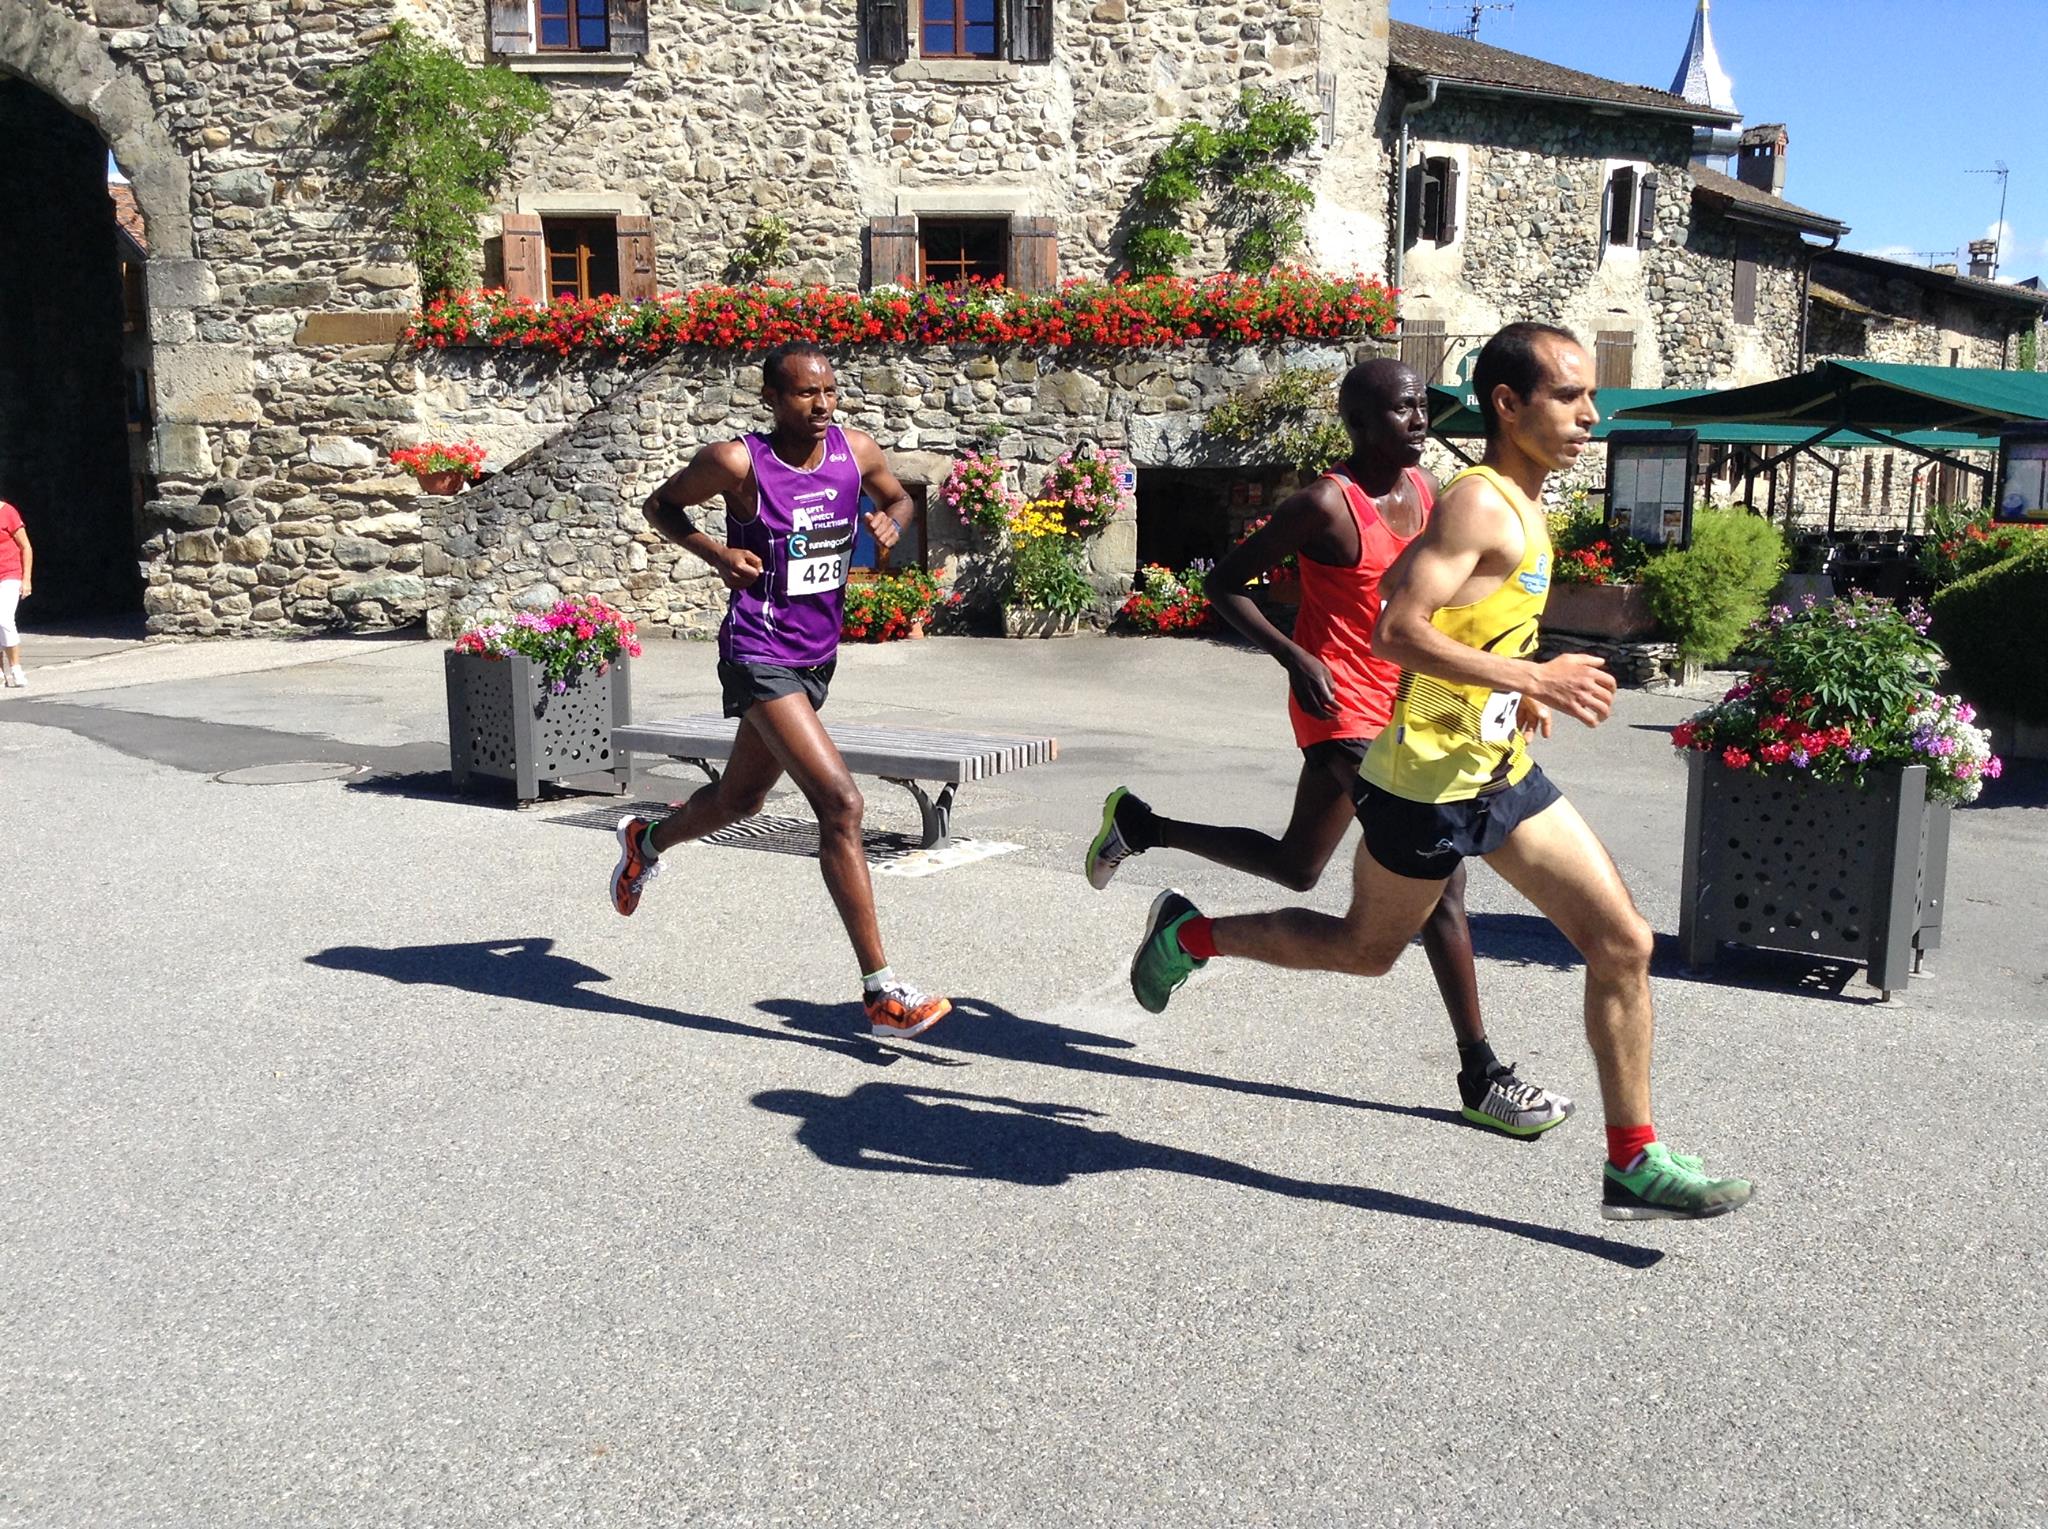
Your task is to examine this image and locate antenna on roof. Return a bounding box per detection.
[1428,1,1514,41]
[1967,161,2011,278]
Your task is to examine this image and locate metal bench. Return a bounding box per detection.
[613,716,1059,848]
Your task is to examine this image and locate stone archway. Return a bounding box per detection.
[0,0,239,618]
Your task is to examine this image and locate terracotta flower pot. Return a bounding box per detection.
[416,469,467,496]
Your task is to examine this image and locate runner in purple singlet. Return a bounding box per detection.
[609,343,953,1038]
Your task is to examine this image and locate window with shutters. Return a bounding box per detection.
[497,212,657,302]
[1595,330,1635,390]
[1733,236,1759,326]
[918,218,1008,285]
[490,0,649,60]
[1405,155,1460,247]
[921,0,998,58]
[1603,164,1657,250]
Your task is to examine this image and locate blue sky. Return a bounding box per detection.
[1390,0,2045,280]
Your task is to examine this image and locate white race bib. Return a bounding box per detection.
[784,526,852,596]
[1479,689,1522,743]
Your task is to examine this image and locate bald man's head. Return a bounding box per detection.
[1336,359,1429,470]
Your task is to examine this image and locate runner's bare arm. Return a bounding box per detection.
[847,430,916,551]
[1208,479,1351,718]
[642,440,763,590]
[1374,477,1616,727]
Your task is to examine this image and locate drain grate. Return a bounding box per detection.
[544,800,1016,871]
[213,761,366,786]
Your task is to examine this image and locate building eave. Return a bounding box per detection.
[1391,67,1742,128]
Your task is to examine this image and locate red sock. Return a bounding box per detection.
[1177,916,1218,961]
[1606,1124,1658,1171]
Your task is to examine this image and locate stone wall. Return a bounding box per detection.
[420,338,1381,639]
[429,0,1390,288]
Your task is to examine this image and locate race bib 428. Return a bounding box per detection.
[785,525,853,596]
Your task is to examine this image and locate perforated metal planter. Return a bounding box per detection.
[1677,754,1950,999]
[445,651,632,805]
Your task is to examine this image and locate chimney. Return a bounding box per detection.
[1933,262,1959,276]
[1969,238,1999,279]
[1737,123,1788,198]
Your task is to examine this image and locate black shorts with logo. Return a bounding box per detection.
[1300,736,1373,780]
[718,659,836,719]
[1352,765,1563,881]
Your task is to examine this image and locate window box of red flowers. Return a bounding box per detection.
[1670,595,1999,999]
[445,597,640,804]
[1543,543,1659,640]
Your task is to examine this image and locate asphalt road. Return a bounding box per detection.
[2,631,2042,1526]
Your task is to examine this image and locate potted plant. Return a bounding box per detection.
[843,566,947,642]
[1001,499,1095,637]
[939,449,1020,537]
[1670,592,2000,998]
[445,595,642,803]
[1541,500,1657,640]
[1116,561,1215,635]
[1040,443,1135,540]
[393,440,487,496]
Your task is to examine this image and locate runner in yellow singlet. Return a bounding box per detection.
[1127,322,1755,1223]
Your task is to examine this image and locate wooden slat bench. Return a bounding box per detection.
[613,716,1059,848]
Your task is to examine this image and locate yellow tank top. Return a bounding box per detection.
[1359,465,1552,804]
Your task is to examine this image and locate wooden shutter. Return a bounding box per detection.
[489,0,532,54]
[1733,236,1758,325]
[869,216,919,288]
[1437,157,1460,247]
[608,0,648,54]
[616,216,657,299]
[1008,216,1058,293]
[1635,171,1658,246]
[1399,318,1448,381]
[1607,167,1636,246]
[860,0,909,65]
[501,213,546,302]
[1596,329,1635,390]
[1005,0,1052,63]
[1403,162,1424,248]
[1317,69,1337,148]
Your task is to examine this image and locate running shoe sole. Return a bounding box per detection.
[1085,786,1132,891]
[611,816,652,917]
[1600,1179,1755,1221]
[1461,1101,1574,1138]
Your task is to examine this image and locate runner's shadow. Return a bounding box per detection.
[753,1082,1662,1269]
[306,937,959,1066]
[757,995,1468,1129]
[1466,911,1866,1001]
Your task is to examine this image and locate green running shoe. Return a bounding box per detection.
[1601,1142,1754,1221]
[1130,888,1205,1014]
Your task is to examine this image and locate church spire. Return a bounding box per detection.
[1670,0,1736,114]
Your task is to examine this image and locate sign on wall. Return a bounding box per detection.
[1604,430,1698,549]
[1996,426,2048,522]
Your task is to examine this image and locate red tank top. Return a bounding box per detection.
[1286,466,1433,747]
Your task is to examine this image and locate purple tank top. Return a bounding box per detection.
[719,426,862,667]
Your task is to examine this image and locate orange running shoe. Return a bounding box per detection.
[863,983,952,1039]
[610,815,662,916]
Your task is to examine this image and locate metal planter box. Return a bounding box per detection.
[1677,753,1950,998]
[445,650,632,804]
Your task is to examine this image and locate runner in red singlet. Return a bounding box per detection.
[1083,359,1570,1136]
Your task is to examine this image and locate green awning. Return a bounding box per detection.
[1608,361,2047,436]
[1429,375,1999,452]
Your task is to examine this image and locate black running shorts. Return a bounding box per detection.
[1352,765,1563,881]
[718,659,835,719]
[1300,736,1372,780]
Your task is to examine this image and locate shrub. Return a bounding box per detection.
[1918,501,2048,589]
[1931,533,2048,722]
[1641,508,1787,664]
